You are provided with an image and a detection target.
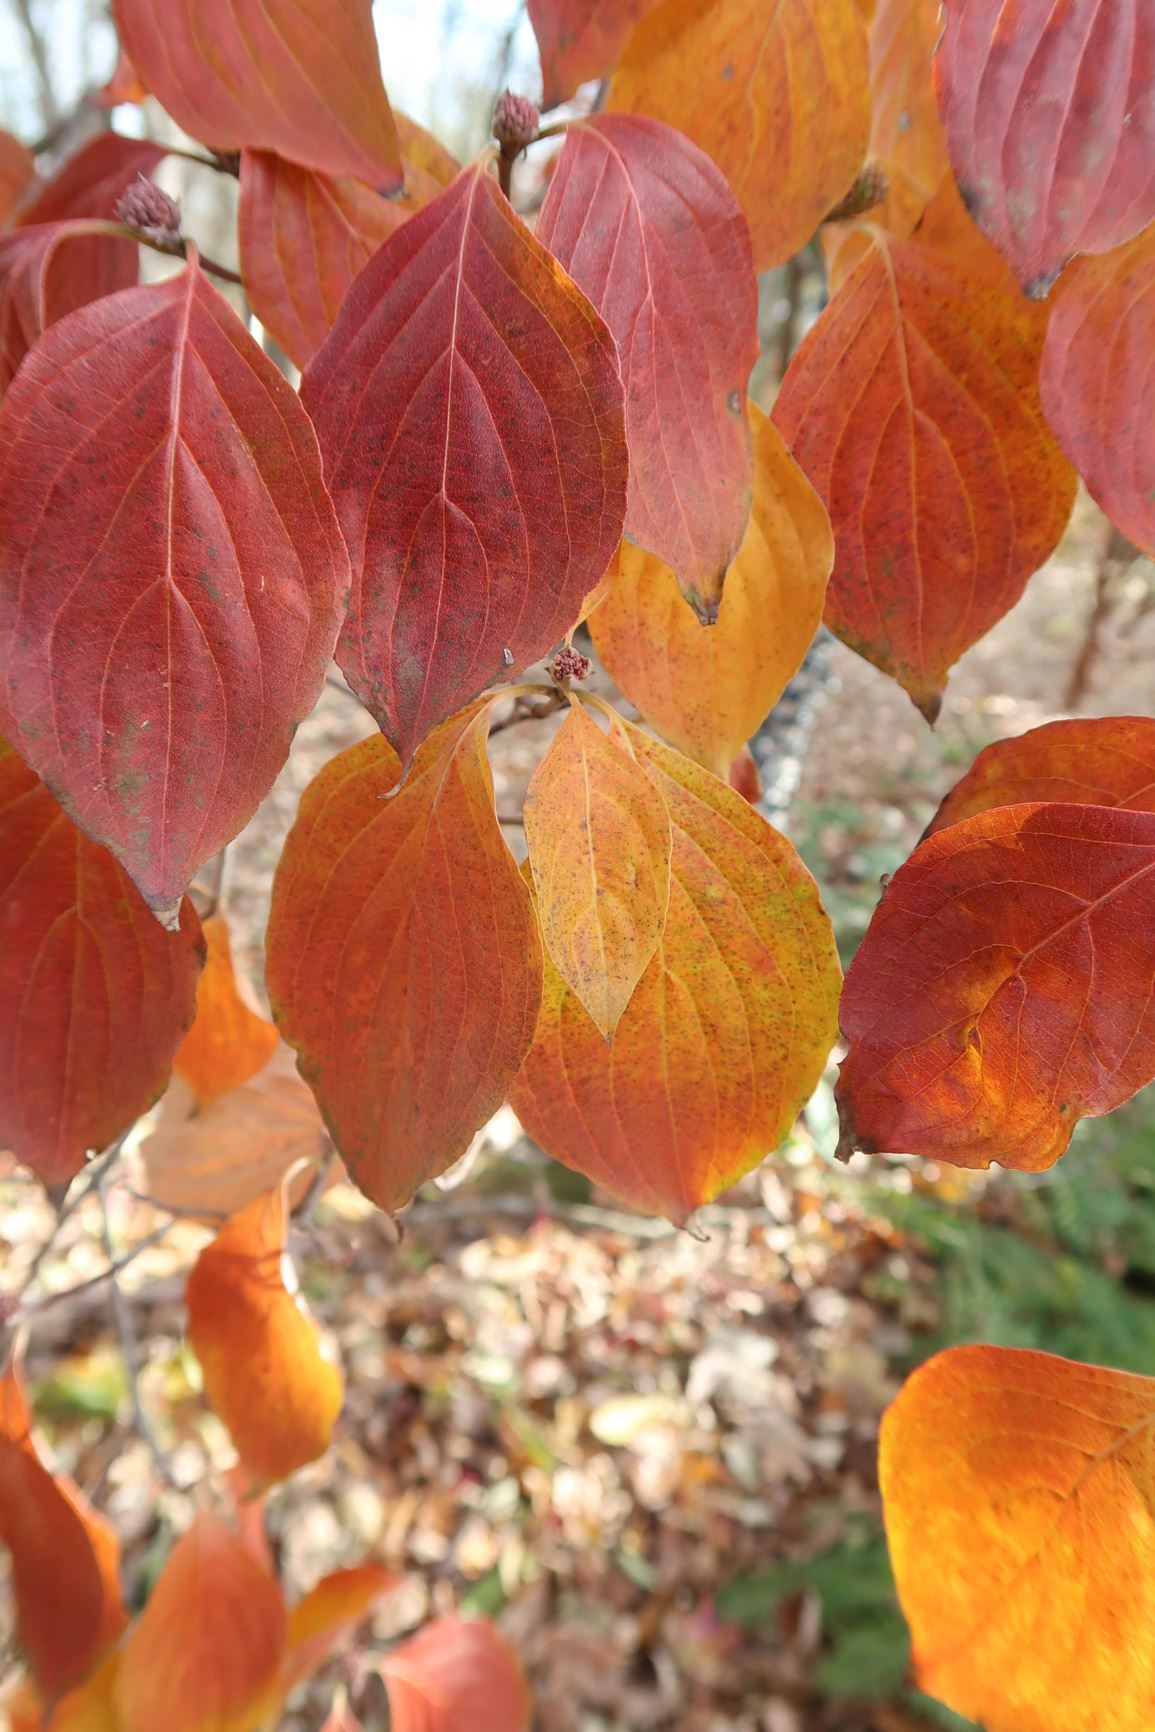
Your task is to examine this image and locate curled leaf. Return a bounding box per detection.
[590,403,831,777]
[511,728,841,1221]
[523,701,671,1041]
[185,1180,343,1486]
[882,1345,1155,1732]
[837,801,1155,1170]
[173,914,279,1106]
[528,0,659,109]
[282,1564,397,1698]
[0,220,141,398]
[16,133,165,225]
[267,702,543,1215]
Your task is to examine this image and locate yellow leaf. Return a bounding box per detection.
[523,702,671,1040]
[590,404,832,777]
[609,0,870,271]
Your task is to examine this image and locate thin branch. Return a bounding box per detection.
[13,1130,133,1304]
[8,0,61,129]
[98,1174,178,1488]
[488,686,566,736]
[18,1224,175,1321]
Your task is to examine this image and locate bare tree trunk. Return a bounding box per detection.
[8,0,61,129]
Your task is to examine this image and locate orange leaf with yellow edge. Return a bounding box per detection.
[113,1513,286,1732]
[281,1564,397,1698]
[524,702,671,1041]
[608,0,870,273]
[382,1618,531,1732]
[1040,223,1155,559]
[173,914,278,1106]
[5,1650,122,1732]
[774,228,1075,720]
[926,717,1155,838]
[0,1366,125,1702]
[266,701,543,1216]
[881,1344,1155,1732]
[140,1043,331,1222]
[589,404,831,778]
[837,802,1155,1171]
[511,726,841,1222]
[186,1179,343,1486]
[238,117,459,370]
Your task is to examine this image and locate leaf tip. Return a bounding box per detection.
[685,586,721,627]
[150,897,184,933]
[913,688,943,728]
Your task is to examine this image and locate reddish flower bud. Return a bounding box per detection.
[493,91,540,154]
[549,645,592,686]
[115,175,182,245]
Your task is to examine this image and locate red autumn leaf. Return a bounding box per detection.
[837,801,1155,1171]
[881,1345,1155,1732]
[173,913,279,1105]
[381,1618,532,1732]
[266,702,543,1216]
[728,745,763,805]
[281,1564,397,1698]
[529,0,661,110]
[926,717,1155,838]
[774,229,1075,719]
[301,159,627,766]
[186,1178,343,1486]
[608,0,870,273]
[0,260,349,924]
[934,0,1155,296]
[537,113,757,619]
[511,727,841,1222]
[113,1514,286,1732]
[0,220,140,397]
[0,742,202,1193]
[16,132,165,225]
[111,0,401,189]
[523,700,672,1041]
[1040,224,1155,558]
[238,117,459,369]
[139,1043,331,1222]
[0,1364,126,1701]
[0,130,37,224]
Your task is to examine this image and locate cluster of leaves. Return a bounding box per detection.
[1,0,1155,1726]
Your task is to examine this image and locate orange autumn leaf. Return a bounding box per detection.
[266,702,543,1216]
[382,1618,532,1732]
[589,403,831,778]
[0,1366,126,1701]
[837,802,1155,1170]
[523,701,671,1041]
[511,727,841,1222]
[173,914,278,1106]
[6,1649,122,1732]
[140,1042,331,1222]
[881,1345,1155,1732]
[1041,223,1155,559]
[608,0,870,272]
[239,118,459,370]
[926,716,1155,838]
[774,228,1075,720]
[185,1179,343,1486]
[114,1514,286,1732]
[528,0,659,110]
[281,1564,397,1698]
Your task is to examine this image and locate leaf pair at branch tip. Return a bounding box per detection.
[0,254,349,922]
